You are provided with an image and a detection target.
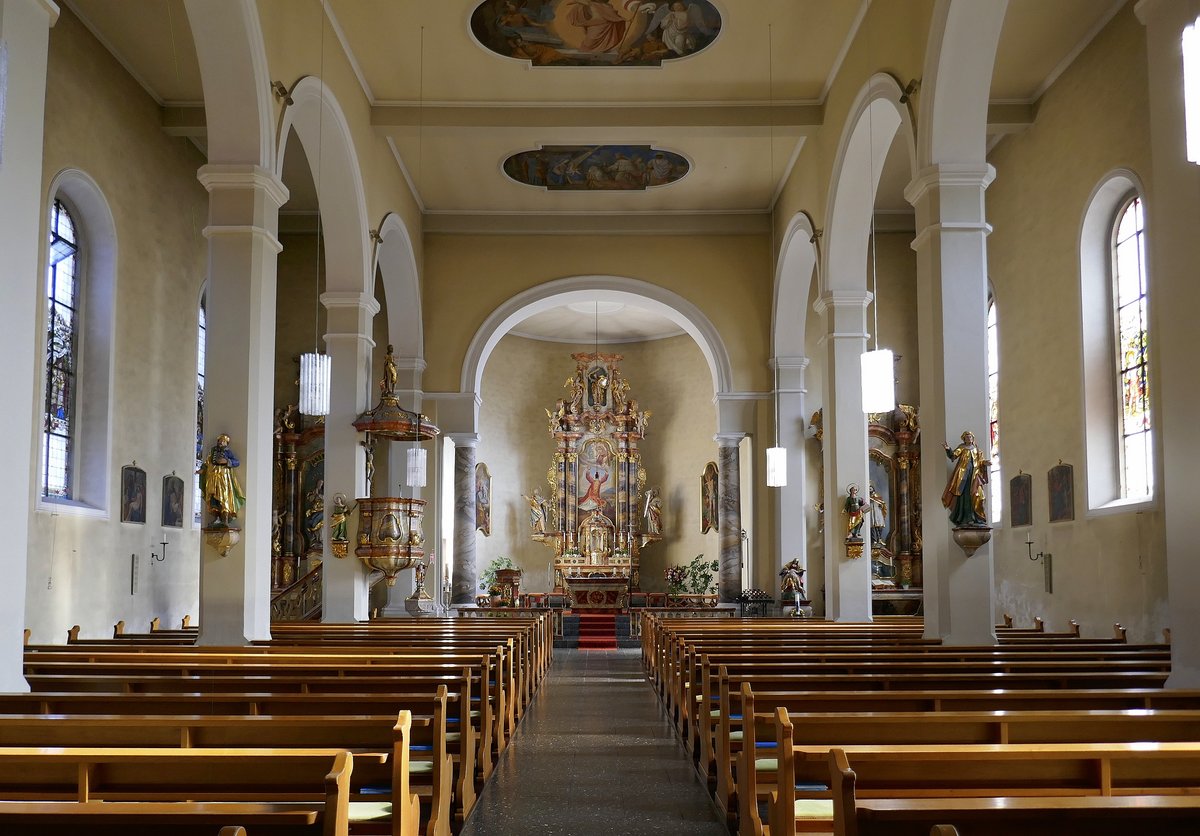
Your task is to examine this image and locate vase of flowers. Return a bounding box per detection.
[664,565,687,595]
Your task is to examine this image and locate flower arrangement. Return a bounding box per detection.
[664,565,688,593]
[479,555,517,592]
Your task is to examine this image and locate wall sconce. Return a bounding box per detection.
[1024,531,1052,593]
[151,539,168,564]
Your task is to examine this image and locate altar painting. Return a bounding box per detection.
[470,1,722,68]
[577,437,616,524]
[504,145,689,191]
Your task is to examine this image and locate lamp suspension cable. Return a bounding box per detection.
[764,21,786,488]
[860,89,895,413]
[406,27,428,490]
[299,6,331,416]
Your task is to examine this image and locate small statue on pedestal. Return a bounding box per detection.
[844,484,866,541]
[779,558,806,610]
[200,434,245,528]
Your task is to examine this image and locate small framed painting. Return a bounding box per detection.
[1048,462,1075,523]
[162,474,185,528]
[701,461,719,534]
[121,464,147,524]
[1009,472,1032,527]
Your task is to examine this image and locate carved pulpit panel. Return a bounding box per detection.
[535,352,660,592]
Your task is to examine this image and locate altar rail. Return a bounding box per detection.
[631,606,734,637]
[459,606,564,638]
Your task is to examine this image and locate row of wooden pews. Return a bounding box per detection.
[6,614,552,835]
[643,613,1200,836]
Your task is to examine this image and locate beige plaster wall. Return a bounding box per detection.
[476,334,722,594]
[26,7,209,642]
[985,5,1165,642]
[274,232,327,413]
[421,233,772,395]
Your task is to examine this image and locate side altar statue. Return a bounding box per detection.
[532,352,661,599]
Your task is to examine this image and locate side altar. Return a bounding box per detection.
[529,352,662,595]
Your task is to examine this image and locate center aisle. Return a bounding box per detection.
[459,648,729,835]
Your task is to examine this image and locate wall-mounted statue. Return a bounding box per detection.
[643,486,663,535]
[942,431,989,527]
[200,434,245,527]
[523,488,551,535]
[844,483,866,541]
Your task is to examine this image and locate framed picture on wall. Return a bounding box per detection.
[701,461,719,534]
[476,462,492,537]
[162,473,185,528]
[1048,462,1075,522]
[1009,471,1032,527]
[121,464,147,524]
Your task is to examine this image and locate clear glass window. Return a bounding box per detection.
[44,199,79,499]
[194,293,206,525]
[987,298,1001,522]
[1112,197,1152,499]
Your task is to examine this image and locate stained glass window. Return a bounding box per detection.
[1112,196,1152,499]
[194,292,206,525]
[986,298,1001,523]
[43,199,79,498]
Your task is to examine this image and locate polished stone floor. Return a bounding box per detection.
[459,648,728,836]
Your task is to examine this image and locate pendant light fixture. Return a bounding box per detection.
[299,8,331,416]
[404,27,428,490]
[764,22,786,488]
[860,93,895,414]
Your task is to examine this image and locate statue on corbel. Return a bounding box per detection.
[200,433,245,556]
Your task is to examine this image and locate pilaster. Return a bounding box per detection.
[195,164,288,645]
[450,433,480,605]
[772,357,810,577]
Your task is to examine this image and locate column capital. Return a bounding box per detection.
[197,164,289,206]
[32,0,61,24]
[771,355,810,371]
[1134,0,1184,26]
[447,433,480,448]
[904,163,996,206]
[814,289,873,315]
[394,357,427,374]
[320,291,381,317]
[714,432,746,447]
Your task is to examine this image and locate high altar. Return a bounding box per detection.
[533,353,661,599]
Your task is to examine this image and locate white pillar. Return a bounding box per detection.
[906,164,998,646]
[1136,0,1200,687]
[450,434,479,605]
[816,291,873,622]
[320,291,377,622]
[773,357,810,575]
[715,433,744,602]
[195,165,287,645]
[0,0,58,688]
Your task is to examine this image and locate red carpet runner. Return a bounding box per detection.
[576,613,618,649]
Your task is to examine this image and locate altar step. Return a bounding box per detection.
[555,614,640,649]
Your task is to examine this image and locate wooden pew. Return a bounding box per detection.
[0,747,418,836]
[735,695,1200,836]
[822,745,1200,836]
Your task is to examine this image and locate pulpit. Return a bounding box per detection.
[525,352,663,594]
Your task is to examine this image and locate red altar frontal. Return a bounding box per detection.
[564,576,630,610]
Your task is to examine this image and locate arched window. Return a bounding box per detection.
[1112,197,1152,499]
[43,198,79,498]
[193,291,207,525]
[986,297,1001,522]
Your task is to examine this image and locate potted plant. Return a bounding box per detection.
[685,553,719,597]
[480,555,520,605]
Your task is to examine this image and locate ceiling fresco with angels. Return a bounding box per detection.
[471,1,722,67]
[504,145,689,191]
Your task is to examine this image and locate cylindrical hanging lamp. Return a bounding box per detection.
[299,352,331,416]
[860,348,895,413]
[766,446,787,487]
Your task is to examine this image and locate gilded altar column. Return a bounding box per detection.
[450,434,479,605]
[0,0,59,690]
[716,434,744,603]
[195,165,288,645]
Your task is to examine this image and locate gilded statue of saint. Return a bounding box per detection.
[942,431,989,527]
[844,484,866,541]
[382,344,398,396]
[200,434,246,527]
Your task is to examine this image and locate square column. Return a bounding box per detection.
[320,291,378,622]
[815,291,873,622]
[195,165,288,645]
[906,164,998,645]
[773,357,810,576]
[0,0,59,689]
[1136,0,1200,686]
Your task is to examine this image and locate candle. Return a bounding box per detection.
[1025,531,1034,545]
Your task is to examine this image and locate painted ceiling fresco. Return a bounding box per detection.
[504,145,690,190]
[471,1,722,67]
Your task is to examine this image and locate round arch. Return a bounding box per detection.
[276,77,371,296]
[373,212,423,363]
[823,73,916,294]
[773,212,818,359]
[918,0,1009,168]
[183,0,274,169]
[460,275,734,397]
